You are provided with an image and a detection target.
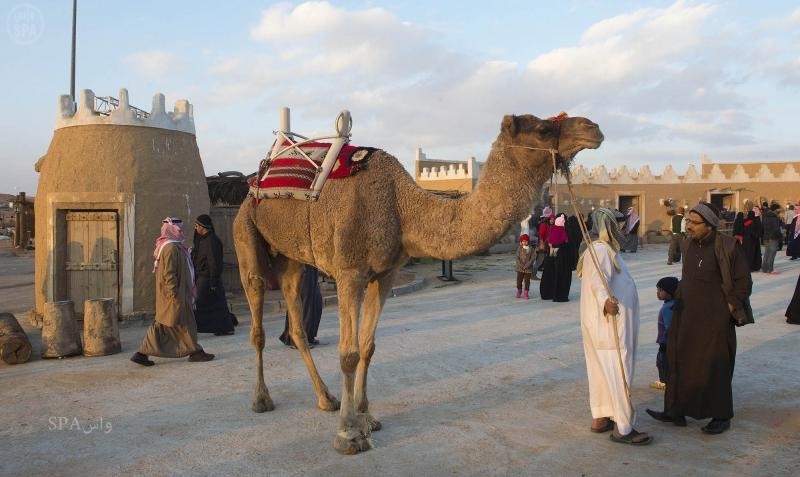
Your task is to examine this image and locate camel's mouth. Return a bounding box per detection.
[559,128,604,162]
[559,140,602,162]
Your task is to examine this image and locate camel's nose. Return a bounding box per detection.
[591,122,605,143]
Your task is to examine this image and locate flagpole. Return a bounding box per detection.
[70,0,77,102]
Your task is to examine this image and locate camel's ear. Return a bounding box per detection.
[502,115,518,136]
[534,117,556,136]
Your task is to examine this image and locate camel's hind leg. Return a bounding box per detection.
[233,210,274,413]
[353,269,397,432]
[282,260,340,411]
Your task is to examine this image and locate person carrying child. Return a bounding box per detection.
[651,276,679,390]
[515,234,536,299]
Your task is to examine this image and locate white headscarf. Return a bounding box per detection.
[576,208,624,278]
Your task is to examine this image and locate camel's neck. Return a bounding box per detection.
[400,144,552,259]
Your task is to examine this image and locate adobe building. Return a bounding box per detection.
[415,150,800,240]
[414,148,483,194]
[32,88,210,324]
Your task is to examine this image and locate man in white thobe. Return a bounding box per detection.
[577,208,651,445]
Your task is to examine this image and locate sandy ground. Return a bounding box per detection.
[0,244,799,476]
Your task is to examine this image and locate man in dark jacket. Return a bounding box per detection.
[191,214,237,335]
[647,202,752,435]
[667,207,685,265]
[760,203,782,274]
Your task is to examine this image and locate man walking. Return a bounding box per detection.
[131,217,214,366]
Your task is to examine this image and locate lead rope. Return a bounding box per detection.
[504,143,633,417]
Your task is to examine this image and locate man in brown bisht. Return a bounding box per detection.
[647,202,752,434]
[131,217,214,366]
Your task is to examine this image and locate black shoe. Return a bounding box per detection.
[130,352,154,367]
[646,409,687,427]
[701,418,730,434]
[188,351,215,362]
[213,330,235,336]
[309,338,320,345]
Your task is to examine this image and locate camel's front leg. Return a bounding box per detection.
[233,211,273,413]
[283,261,339,412]
[332,274,372,455]
[353,270,397,432]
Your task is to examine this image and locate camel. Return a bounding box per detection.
[233,113,604,454]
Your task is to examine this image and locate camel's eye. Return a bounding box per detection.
[533,122,554,136]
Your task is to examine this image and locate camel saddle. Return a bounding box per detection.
[248,110,376,202]
[248,140,375,201]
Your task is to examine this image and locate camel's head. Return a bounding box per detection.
[498,114,604,168]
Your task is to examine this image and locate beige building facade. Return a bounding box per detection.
[32,88,209,324]
[415,150,799,240]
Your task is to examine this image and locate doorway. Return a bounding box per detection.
[617,195,641,215]
[64,210,119,316]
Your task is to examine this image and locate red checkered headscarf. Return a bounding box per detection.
[152,217,196,302]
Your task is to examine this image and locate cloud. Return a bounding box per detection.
[248,1,441,78]
[527,2,715,88]
[125,50,187,78]
[197,0,798,179]
[791,7,800,25]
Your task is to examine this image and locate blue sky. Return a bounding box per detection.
[2,1,799,194]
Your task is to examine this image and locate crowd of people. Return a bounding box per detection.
[518,198,799,445]
[515,207,582,303]
[131,214,323,367]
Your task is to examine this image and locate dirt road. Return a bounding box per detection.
[0,245,798,476]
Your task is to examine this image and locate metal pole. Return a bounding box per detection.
[70,0,77,102]
[279,106,290,133]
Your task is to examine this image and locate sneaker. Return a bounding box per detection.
[649,380,666,390]
[188,351,215,362]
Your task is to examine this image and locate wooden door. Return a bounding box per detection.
[65,211,119,315]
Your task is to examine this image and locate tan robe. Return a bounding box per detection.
[139,243,202,358]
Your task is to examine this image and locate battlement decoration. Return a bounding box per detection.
[55,88,195,135]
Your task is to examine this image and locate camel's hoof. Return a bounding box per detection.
[333,433,372,455]
[251,397,275,413]
[318,393,341,412]
[358,412,383,432]
[367,416,382,432]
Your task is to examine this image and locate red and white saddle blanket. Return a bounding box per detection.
[248,140,375,201]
